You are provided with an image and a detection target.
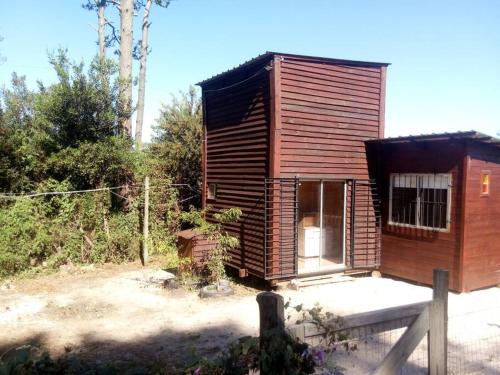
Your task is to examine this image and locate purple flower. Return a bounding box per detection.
[193,367,201,375]
[313,348,327,365]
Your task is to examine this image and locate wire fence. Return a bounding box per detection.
[325,307,500,374]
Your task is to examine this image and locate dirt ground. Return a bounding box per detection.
[1,262,500,374]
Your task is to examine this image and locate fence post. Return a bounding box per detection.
[256,292,285,339]
[428,268,448,375]
[142,176,149,266]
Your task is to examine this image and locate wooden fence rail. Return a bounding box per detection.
[256,268,449,375]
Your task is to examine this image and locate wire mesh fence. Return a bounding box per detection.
[324,307,500,374]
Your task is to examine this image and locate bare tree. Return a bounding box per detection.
[134,0,152,148]
[0,35,6,65]
[134,0,170,148]
[118,0,134,136]
[82,0,107,60]
[98,1,106,59]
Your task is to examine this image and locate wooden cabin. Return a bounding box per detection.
[366,131,500,292]
[197,52,388,283]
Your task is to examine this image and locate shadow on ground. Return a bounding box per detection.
[0,322,247,374]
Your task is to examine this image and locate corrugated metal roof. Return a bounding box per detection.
[197,51,390,86]
[366,130,500,148]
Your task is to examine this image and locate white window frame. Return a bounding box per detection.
[388,173,452,232]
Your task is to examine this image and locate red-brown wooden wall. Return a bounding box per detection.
[373,141,466,292]
[202,58,271,278]
[278,57,385,179]
[200,53,388,280]
[276,55,387,269]
[462,144,500,291]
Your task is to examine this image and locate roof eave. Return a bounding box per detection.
[197,51,390,87]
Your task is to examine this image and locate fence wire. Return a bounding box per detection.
[319,307,500,375]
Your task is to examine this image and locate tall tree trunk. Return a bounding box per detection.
[119,0,134,136]
[97,0,106,60]
[135,0,152,149]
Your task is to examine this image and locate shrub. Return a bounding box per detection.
[181,207,242,283]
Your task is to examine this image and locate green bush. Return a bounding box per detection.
[0,51,194,278]
[0,179,141,277]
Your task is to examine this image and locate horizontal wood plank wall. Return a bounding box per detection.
[278,56,384,268]
[203,61,271,278]
[377,142,465,291]
[462,144,500,291]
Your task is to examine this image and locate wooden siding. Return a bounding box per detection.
[375,142,466,291]
[278,56,385,268]
[177,230,217,268]
[462,144,500,291]
[279,57,384,179]
[202,59,271,278]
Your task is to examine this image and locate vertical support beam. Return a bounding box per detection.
[428,269,449,375]
[201,92,208,210]
[459,154,470,292]
[350,180,356,267]
[378,66,387,139]
[294,177,299,275]
[142,176,150,265]
[269,55,282,179]
[268,55,283,278]
[319,181,323,269]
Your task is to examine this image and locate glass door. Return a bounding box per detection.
[298,180,345,274]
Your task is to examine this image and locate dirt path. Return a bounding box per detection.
[0,262,260,373]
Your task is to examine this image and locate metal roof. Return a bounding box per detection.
[366,130,500,148]
[197,51,390,86]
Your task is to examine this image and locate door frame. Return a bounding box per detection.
[296,178,347,274]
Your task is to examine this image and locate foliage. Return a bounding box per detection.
[286,300,348,348]
[48,136,137,190]
[0,73,52,192]
[0,50,196,278]
[185,330,316,375]
[0,180,140,277]
[0,345,123,374]
[38,49,124,148]
[0,51,127,193]
[181,207,242,283]
[184,301,350,375]
[150,87,202,208]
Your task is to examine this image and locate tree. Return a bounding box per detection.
[150,87,203,207]
[119,0,134,136]
[82,1,107,60]
[134,0,171,149]
[0,35,6,65]
[38,50,121,149]
[0,73,47,192]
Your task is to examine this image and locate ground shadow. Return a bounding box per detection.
[0,322,248,374]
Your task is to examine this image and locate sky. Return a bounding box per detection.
[0,0,499,142]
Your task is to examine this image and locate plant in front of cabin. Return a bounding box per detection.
[181,206,242,284]
[184,331,316,375]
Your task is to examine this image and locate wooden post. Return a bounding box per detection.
[428,268,448,375]
[142,176,149,265]
[256,292,285,339]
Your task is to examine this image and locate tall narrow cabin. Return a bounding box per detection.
[198,52,389,283]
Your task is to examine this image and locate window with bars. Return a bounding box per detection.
[389,174,451,230]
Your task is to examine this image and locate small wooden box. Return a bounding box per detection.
[302,214,319,227]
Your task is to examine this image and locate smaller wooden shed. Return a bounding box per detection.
[366,131,500,292]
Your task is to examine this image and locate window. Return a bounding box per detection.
[207,183,217,200]
[480,171,490,196]
[389,174,451,230]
